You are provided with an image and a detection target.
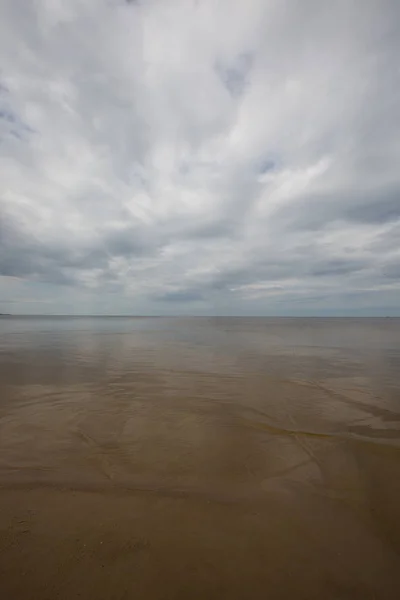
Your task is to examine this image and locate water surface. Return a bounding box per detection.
[1,317,400,599]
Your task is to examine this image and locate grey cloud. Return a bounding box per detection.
[1,0,400,315]
[175,218,238,242]
[0,210,157,286]
[102,225,157,257]
[272,186,400,232]
[151,245,389,307]
[0,90,33,141]
[215,53,253,98]
[369,222,400,254]
[346,196,400,225]
[258,159,276,174]
[157,290,205,303]
[379,260,400,281]
[308,259,367,278]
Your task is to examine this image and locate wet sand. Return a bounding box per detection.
[1,317,400,598]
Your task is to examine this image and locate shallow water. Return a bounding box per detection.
[1,317,400,599]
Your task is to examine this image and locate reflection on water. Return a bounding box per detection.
[0,317,400,599]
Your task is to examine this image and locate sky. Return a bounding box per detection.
[1,0,400,316]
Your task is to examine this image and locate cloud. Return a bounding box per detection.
[157,289,205,304]
[215,52,253,98]
[0,0,399,315]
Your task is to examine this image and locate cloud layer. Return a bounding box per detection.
[1,0,399,315]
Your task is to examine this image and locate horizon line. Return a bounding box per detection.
[1,313,398,319]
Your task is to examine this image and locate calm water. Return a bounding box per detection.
[1,317,400,599]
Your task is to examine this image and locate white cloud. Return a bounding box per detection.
[0,0,399,315]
